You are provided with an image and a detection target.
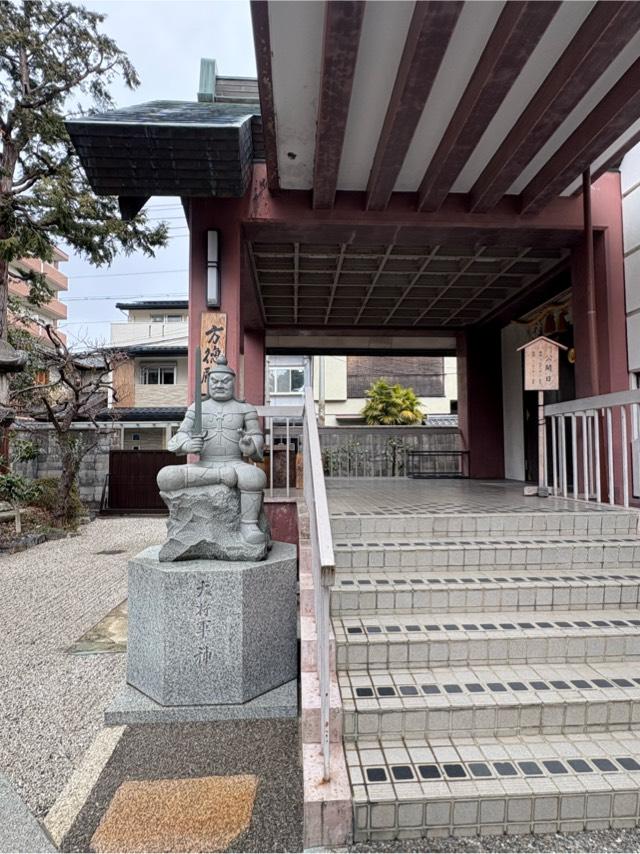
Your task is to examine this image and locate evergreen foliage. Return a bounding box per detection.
[0,1,168,337]
[361,378,424,426]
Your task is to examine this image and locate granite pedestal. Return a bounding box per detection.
[126,541,297,709]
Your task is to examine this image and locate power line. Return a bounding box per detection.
[70,268,188,280]
[64,292,187,302]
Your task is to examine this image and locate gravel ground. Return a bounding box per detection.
[0,516,165,818]
[349,828,640,853]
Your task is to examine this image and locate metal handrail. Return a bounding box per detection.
[544,389,640,507]
[256,404,303,497]
[302,385,335,781]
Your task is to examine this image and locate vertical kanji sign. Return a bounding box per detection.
[200,311,227,392]
[518,336,567,497]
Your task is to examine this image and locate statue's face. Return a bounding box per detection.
[208,371,235,401]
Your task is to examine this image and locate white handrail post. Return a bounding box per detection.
[571,414,578,500]
[551,416,558,496]
[581,412,589,501]
[606,407,614,506]
[594,410,601,503]
[622,405,630,509]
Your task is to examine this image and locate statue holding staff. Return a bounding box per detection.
[157,352,268,549]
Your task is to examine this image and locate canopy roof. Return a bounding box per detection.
[252,0,640,211]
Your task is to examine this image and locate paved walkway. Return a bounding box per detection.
[0,517,165,818]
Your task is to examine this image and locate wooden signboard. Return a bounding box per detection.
[200,311,227,391]
[519,335,565,391]
[517,336,567,497]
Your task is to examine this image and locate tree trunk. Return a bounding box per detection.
[54,442,80,527]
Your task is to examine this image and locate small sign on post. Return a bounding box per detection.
[199,311,227,392]
[517,336,567,497]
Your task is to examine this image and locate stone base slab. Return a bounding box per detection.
[105,680,298,725]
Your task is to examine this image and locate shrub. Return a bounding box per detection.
[362,379,424,426]
[32,477,84,528]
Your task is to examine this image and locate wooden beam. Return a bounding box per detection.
[417,1,560,213]
[470,2,640,212]
[520,55,640,214]
[365,1,463,212]
[250,1,280,192]
[313,1,365,210]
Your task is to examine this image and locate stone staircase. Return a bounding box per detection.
[329,490,640,842]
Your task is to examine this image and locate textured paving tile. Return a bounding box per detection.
[90,775,257,853]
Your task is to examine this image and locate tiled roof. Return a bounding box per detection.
[116,300,188,310]
[66,101,260,198]
[96,407,187,422]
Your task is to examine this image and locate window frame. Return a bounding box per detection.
[140,362,177,386]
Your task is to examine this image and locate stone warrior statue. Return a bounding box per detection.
[156,356,269,560]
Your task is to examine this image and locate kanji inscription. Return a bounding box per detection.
[200,311,227,392]
[522,337,561,391]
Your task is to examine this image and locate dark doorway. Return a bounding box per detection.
[107,450,185,511]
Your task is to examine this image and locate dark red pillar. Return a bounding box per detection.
[243,327,265,406]
[187,196,248,402]
[572,171,628,398]
[458,327,505,479]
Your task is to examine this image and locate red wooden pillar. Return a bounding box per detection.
[186,196,247,402]
[572,172,628,398]
[243,328,266,405]
[457,327,505,479]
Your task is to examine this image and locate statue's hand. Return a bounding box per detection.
[185,436,205,454]
[238,433,255,456]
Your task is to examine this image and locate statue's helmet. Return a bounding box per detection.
[208,355,235,377]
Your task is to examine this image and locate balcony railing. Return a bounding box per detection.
[545,389,640,507]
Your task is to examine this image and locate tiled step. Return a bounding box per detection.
[332,570,640,615]
[334,609,640,671]
[331,509,639,539]
[340,662,640,740]
[333,535,640,572]
[348,730,640,841]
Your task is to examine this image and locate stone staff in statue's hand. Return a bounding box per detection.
[183,434,205,454]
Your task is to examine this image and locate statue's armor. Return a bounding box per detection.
[169,399,264,462]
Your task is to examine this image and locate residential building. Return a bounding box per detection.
[267,354,457,425]
[9,247,68,344]
[109,299,188,450]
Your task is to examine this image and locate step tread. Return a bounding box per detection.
[348,729,640,803]
[334,569,640,587]
[335,608,640,641]
[334,535,640,549]
[349,731,640,840]
[340,662,640,711]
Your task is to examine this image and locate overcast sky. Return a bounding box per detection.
[61,0,256,347]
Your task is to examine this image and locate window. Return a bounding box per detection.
[166,314,183,322]
[150,314,165,323]
[140,363,176,385]
[269,367,305,395]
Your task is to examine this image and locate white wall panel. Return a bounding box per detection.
[336,1,414,190]
[395,1,504,192]
[269,0,324,189]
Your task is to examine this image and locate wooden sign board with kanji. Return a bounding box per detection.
[518,336,567,392]
[200,311,226,391]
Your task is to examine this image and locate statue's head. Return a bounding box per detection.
[207,356,235,402]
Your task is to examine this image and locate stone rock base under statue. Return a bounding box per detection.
[125,542,297,708]
[158,483,271,562]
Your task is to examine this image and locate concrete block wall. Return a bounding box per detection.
[12,424,118,507]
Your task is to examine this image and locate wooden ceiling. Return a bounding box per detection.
[248,241,569,328]
[251,0,640,214]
